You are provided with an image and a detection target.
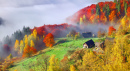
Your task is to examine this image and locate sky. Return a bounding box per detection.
[0,0,113,40]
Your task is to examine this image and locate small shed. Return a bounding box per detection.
[93,41,105,54]
[82,32,92,38]
[95,41,105,49]
[100,41,105,49]
[83,39,95,48]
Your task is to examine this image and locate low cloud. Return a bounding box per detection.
[0,0,114,40]
[0,18,4,25]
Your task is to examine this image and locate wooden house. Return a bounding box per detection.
[83,39,95,48]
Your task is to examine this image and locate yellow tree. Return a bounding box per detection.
[7,53,13,60]
[32,29,37,40]
[106,33,127,71]
[70,65,76,71]
[74,34,78,40]
[20,40,24,53]
[83,15,86,23]
[14,40,20,51]
[121,16,127,29]
[82,50,95,71]
[30,40,35,48]
[105,18,130,70]
[108,39,124,70]
[24,35,28,49]
[28,34,35,45]
[83,15,86,20]
[48,55,60,71]
[122,34,130,57]
[77,32,80,37]
[80,17,83,24]
[82,50,104,71]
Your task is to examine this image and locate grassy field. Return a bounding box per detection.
[9,37,104,71]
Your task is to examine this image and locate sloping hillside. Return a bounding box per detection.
[9,38,103,71]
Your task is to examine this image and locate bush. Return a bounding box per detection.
[70,49,87,62]
[65,50,75,56]
[3,61,14,70]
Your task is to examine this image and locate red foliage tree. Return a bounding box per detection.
[109,10,116,21]
[100,12,107,23]
[22,45,37,57]
[43,33,55,47]
[3,44,11,54]
[67,1,130,24]
[108,26,116,36]
[98,2,105,8]
[127,7,130,17]
[32,26,47,37]
[3,44,10,51]
[37,27,46,36]
[30,23,70,38]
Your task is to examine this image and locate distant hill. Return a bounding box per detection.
[67,0,130,24]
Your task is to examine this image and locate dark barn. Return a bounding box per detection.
[82,32,92,38]
[83,39,95,48]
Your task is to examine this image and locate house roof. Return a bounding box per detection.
[84,39,95,47]
[82,32,92,38]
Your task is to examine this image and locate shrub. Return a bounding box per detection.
[3,61,14,70]
[65,50,75,56]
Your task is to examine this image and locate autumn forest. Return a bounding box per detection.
[0,0,130,71]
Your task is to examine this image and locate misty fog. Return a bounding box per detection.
[0,0,114,40]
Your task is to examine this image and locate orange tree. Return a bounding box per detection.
[43,33,55,47]
[108,26,116,36]
[22,45,37,57]
[127,7,130,17]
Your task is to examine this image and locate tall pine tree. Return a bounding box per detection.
[96,4,100,15]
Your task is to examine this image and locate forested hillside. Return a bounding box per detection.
[67,0,130,24]
[0,0,130,71]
